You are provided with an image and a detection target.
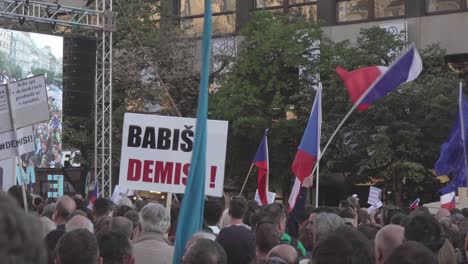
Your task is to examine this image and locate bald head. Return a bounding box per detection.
[436,208,451,220]
[53,196,76,225]
[267,245,298,264]
[109,216,134,239]
[66,215,94,233]
[375,224,404,264]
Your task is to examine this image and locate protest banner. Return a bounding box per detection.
[118,113,228,197]
[7,75,49,129]
[0,126,35,161]
[0,84,12,133]
[0,157,16,191]
[368,186,382,205]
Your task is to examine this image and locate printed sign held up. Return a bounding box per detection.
[118,113,229,197]
[368,186,382,205]
[0,126,35,160]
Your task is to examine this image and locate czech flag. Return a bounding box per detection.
[87,180,99,210]
[289,84,322,209]
[409,197,420,209]
[440,191,456,210]
[336,46,422,111]
[253,129,269,205]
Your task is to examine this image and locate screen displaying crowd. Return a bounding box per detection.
[0,29,63,168]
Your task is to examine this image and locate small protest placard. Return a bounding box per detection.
[367,200,383,214]
[254,189,276,205]
[0,126,35,160]
[368,186,382,205]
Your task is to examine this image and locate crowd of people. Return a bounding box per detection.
[2,178,468,264]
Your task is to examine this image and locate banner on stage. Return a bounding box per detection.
[0,157,16,191]
[118,113,229,197]
[0,126,35,160]
[368,186,382,205]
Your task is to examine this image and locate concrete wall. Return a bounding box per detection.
[322,12,468,55]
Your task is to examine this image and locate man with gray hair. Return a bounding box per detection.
[375,224,404,264]
[313,213,345,242]
[66,215,94,233]
[133,203,173,264]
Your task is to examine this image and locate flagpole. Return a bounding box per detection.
[239,163,254,196]
[459,80,468,187]
[315,157,319,207]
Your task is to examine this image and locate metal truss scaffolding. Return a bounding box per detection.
[0,0,116,198]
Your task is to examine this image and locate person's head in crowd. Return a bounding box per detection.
[169,202,180,239]
[95,216,112,234]
[313,212,345,242]
[45,229,65,264]
[97,231,134,264]
[117,197,133,208]
[73,196,83,209]
[32,194,43,209]
[40,216,56,238]
[450,208,462,215]
[185,232,217,251]
[56,229,102,264]
[450,213,464,225]
[182,239,227,264]
[138,203,170,236]
[109,217,134,239]
[261,203,288,235]
[113,205,132,218]
[66,215,94,233]
[462,208,468,218]
[375,224,405,264]
[53,195,77,227]
[339,206,357,227]
[204,199,223,234]
[123,210,139,231]
[228,196,248,224]
[411,206,430,216]
[93,198,114,223]
[347,195,360,211]
[358,208,370,225]
[42,203,56,219]
[46,197,56,205]
[339,200,350,208]
[7,185,32,210]
[436,208,451,220]
[390,213,408,226]
[266,245,298,264]
[439,217,461,248]
[312,226,374,264]
[404,214,445,253]
[68,210,88,220]
[381,206,403,226]
[0,193,47,263]
[384,241,437,264]
[255,216,280,262]
[299,207,320,252]
[244,200,260,226]
[437,238,457,264]
[134,199,147,212]
[358,223,379,240]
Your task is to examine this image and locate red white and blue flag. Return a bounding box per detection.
[441,191,456,210]
[254,129,269,205]
[87,180,99,210]
[336,46,422,111]
[289,84,322,210]
[409,197,420,209]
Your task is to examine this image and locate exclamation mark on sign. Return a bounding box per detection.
[210,166,217,188]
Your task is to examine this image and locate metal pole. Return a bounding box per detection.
[459,80,468,188]
[315,157,319,208]
[239,163,254,196]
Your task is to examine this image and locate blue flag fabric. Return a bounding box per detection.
[172,0,212,263]
[435,88,468,194]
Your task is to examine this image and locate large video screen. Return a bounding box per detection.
[0,29,63,169]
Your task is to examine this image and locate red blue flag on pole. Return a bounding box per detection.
[291,85,322,183]
[253,129,269,205]
[336,46,422,111]
[87,180,99,210]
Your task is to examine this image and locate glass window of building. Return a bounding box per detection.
[289,0,317,3]
[375,0,405,18]
[289,4,317,22]
[256,0,284,8]
[426,0,461,12]
[337,0,369,22]
[181,14,236,36]
[180,0,236,16]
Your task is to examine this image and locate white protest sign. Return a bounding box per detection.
[367,200,383,214]
[255,189,276,205]
[118,113,229,197]
[368,186,382,205]
[0,84,12,133]
[111,185,135,205]
[0,157,16,191]
[8,75,49,129]
[0,126,35,160]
